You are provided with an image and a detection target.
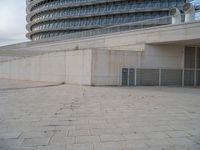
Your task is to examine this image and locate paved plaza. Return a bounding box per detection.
[0,79,200,150]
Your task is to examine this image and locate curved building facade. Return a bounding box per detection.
[26,0,186,40]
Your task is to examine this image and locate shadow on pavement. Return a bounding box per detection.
[0,82,65,91]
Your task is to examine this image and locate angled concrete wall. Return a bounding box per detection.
[0,45,184,86]
[65,49,92,85]
[0,50,92,85]
[0,52,66,83]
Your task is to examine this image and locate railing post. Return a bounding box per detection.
[159,68,162,86]
[182,69,185,87]
[135,68,137,86]
[194,47,197,87]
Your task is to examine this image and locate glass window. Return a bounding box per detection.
[169,0,177,7]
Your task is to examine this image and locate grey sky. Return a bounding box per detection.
[0,0,27,46]
[0,0,199,46]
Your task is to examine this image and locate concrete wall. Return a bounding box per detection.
[0,45,184,86]
[141,45,184,69]
[65,49,92,85]
[0,52,66,83]
[91,50,139,85]
[0,50,92,85]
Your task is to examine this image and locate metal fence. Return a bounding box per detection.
[161,69,182,86]
[122,68,200,86]
[136,69,159,86]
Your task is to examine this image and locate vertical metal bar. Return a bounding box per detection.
[159,68,162,86]
[127,68,130,86]
[135,68,137,86]
[182,48,185,87]
[194,47,197,87]
[182,69,185,87]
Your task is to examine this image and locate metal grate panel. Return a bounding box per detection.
[184,47,195,68]
[129,68,135,86]
[122,68,128,86]
[197,70,200,86]
[184,70,194,86]
[136,69,159,86]
[161,69,182,86]
[197,48,200,68]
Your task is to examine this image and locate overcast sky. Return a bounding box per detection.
[0,0,27,46]
[0,0,200,46]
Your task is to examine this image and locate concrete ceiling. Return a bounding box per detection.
[149,38,200,47]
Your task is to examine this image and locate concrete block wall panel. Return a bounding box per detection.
[0,64,1,77]
[141,45,184,69]
[10,59,19,79]
[91,50,139,86]
[32,56,40,81]
[18,59,28,80]
[1,62,8,79]
[65,49,92,85]
[30,56,40,81]
[35,51,65,82]
[1,63,5,78]
[0,63,5,78]
[39,54,51,82]
[24,58,32,80]
[81,50,92,85]
[104,34,137,48]
[48,52,66,82]
[158,28,186,43]
[3,63,10,79]
[0,51,66,83]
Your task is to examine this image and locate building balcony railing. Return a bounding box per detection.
[28,16,172,40]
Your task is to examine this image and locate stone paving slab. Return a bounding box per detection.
[0,79,200,150]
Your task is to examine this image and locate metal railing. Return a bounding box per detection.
[30,16,172,41]
[122,67,200,86]
[32,7,200,41]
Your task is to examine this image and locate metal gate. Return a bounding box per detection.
[129,68,135,86]
[161,69,182,86]
[184,47,200,86]
[184,70,194,86]
[136,69,159,86]
[122,68,128,86]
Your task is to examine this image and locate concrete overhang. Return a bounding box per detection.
[145,20,200,46]
[148,38,200,47]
